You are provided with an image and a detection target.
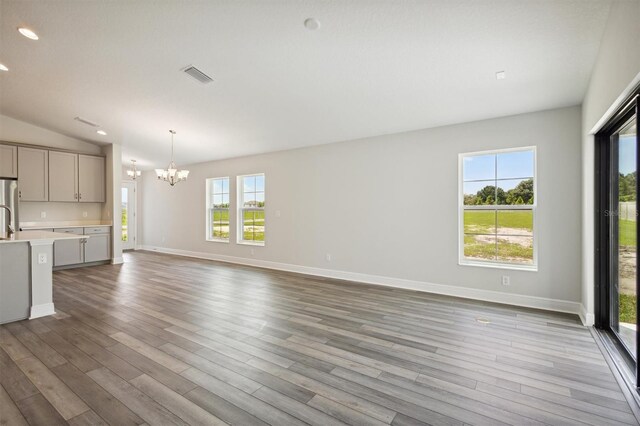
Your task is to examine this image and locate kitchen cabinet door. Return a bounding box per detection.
[53,228,84,266]
[0,144,18,178]
[49,151,78,202]
[17,147,48,201]
[78,155,105,202]
[84,233,110,262]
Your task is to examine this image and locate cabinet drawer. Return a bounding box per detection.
[84,226,110,235]
[54,227,84,235]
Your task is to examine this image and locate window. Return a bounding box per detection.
[238,174,265,245]
[459,147,536,269]
[206,177,230,242]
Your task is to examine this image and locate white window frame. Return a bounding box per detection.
[237,173,265,246]
[206,177,230,243]
[458,146,538,271]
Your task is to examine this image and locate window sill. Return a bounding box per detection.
[206,238,229,244]
[237,241,265,247]
[459,260,537,272]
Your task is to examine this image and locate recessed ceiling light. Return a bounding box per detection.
[18,27,39,40]
[496,71,506,80]
[96,130,107,136]
[304,18,321,30]
[0,64,8,72]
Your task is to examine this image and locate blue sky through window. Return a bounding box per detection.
[463,149,534,182]
[619,135,636,175]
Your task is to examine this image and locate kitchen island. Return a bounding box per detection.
[0,230,88,323]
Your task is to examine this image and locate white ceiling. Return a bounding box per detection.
[0,0,611,169]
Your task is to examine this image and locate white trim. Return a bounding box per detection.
[111,256,124,265]
[590,71,640,134]
[30,303,55,319]
[237,240,265,247]
[458,259,537,272]
[580,303,595,326]
[121,180,137,251]
[140,244,585,323]
[458,146,538,270]
[205,176,231,243]
[237,173,265,245]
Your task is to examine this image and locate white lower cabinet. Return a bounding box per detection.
[52,226,111,268]
[53,228,84,266]
[84,233,110,262]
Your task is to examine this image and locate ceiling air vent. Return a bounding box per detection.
[183,65,213,84]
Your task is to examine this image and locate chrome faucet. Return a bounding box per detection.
[0,204,15,235]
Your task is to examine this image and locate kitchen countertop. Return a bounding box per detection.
[0,230,89,244]
[20,221,113,230]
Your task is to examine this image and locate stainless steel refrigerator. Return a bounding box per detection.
[0,178,19,236]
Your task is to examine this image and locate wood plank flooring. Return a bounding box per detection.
[1,250,638,425]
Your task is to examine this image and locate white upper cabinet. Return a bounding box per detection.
[18,147,48,201]
[78,154,105,203]
[0,144,18,178]
[49,151,79,202]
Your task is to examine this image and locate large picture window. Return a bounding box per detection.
[459,147,536,269]
[238,174,265,245]
[206,177,230,242]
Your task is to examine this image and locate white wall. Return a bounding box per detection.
[0,114,101,154]
[581,0,640,325]
[142,106,582,313]
[20,202,103,223]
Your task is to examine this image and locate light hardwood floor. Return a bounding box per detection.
[1,250,638,425]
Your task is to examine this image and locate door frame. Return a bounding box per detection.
[121,180,137,250]
[595,88,639,385]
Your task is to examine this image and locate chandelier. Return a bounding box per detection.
[126,159,141,180]
[155,130,189,186]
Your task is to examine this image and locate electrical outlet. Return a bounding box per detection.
[325,253,331,262]
[82,211,88,218]
[38,253,47,264]
[40,211,46,219]
[161,236,166,243]
[250,248,255,256]
[501,276,510,286]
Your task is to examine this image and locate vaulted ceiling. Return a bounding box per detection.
[0,0,611,168]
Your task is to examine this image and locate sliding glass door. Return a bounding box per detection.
[596,90,639,385]
[612,116,638,356]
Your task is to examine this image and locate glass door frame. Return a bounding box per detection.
[595,89,639,386]
[121,180,137,250]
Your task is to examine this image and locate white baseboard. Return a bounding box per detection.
[112,257,124,265]
[140,245,586,324]
[580,304,595,326]
[30,303,55,319]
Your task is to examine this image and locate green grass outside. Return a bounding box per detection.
[243,210,265,241]
[464,210,532,234]
[210,209,265,241]
[463,235,533,263]
[619,219,636,247]
[122,207,128,241]
[620,293,637,324]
